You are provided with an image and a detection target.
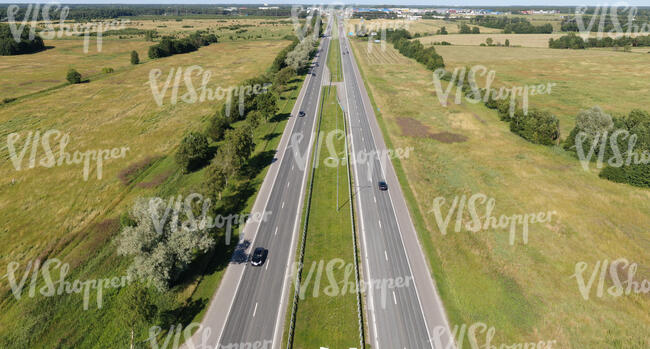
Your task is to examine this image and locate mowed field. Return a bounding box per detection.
[0,37,288,286]
[417,31,649,48]
[349,39,650,348]
[345,18,501,36]
[0,39,151,98]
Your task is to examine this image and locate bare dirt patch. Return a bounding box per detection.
[396,117,467,143]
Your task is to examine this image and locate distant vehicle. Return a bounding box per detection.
[251,247,268,266]
[378,181,388,191]
[299,111,306,117]
[312,72,316,76]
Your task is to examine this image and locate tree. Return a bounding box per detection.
[253,92,279,121]
[116,198,214,291]
[117,282,157,349]
[66,69,82,84]
[437,26,448,35]
[205,159,228,200]
[486,38,494,46]
[206,111,231,141]
[274,67,295,89]
[130,50,139,65]
[175,132,210,173]
[247,110,263,130]
[223,126,255,171]
[459,24,472,34]
[505,39,510,47]
[472,27,481,34]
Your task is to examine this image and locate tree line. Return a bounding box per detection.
[0,4,295,21]
[470,16,553,34]
[0,23,45,55]
[386,29,445,71]
[549,33,650,49]
[148,31,217,59]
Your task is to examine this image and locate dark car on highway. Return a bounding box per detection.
[378,181,388,191]
[298,111,306,117]
[250,247,268,266]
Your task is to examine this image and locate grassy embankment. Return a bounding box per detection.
[349,39,650,348]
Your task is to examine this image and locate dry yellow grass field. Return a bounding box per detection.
[0,39,288,271]
[350,39,650,348]
[0,39,152,98]
[344,18,502,36]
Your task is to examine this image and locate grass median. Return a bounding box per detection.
[291,85,360,349]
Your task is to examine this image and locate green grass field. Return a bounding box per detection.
[349,39,650,348]
[0,33,303,346]
[292,85,359,349]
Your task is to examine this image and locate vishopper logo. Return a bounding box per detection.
[6,129,130,181]
[431,322,557,349]
[147,193,272,246]
[290,3,344,41]
[574,3,650,40]
[573,130,650,171]
[147,321,272,349]
[428,193,557,245]
[5,3,129,53]
[288,129,413,180]
[288,258,413,309]
[5,258,132,310]
[147,65,272,116]
[433,65,556,118]
[571,258,649,300]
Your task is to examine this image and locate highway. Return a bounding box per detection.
[184,18,333,349]
[337,17,455,349]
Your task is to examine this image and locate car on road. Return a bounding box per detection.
[378,181,388,191]
[250,247,268,266]
[298,111,306,117]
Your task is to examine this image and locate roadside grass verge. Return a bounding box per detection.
[349,39,650,348]
[292,85,359,349]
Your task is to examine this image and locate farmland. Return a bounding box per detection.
[349,38,650,348]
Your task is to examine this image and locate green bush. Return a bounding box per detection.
[131,50,139,65]
[599,163,650,188]
[66,69,82,84]
[0,23,45,55]
[509,109,560,145]
[175,132,211,173]
[206,112,231,141]
[102,67,114,74]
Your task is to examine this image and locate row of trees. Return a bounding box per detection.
[387,29,445,71]
[469,16,553,34]
[0,23,45,55]
[116,35,307,294]
[564,107,650,188]
[549,33,650,49]
[148,31,218,59]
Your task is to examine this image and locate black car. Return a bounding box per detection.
[378,181,388,191]
[298,111,306,117]
[251,247,268,266]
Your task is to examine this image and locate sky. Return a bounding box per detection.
[2,1,650,6]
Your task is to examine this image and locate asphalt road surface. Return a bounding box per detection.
[338,18,454,349]
[215,20,333,349]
